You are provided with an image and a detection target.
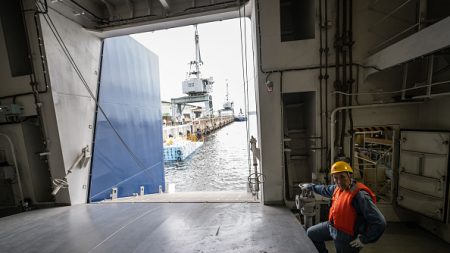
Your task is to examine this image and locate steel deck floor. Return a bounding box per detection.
[0,203,317,253]
[326,222,450,252]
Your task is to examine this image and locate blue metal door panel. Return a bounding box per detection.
[89,36,164,202]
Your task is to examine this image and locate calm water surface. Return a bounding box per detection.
[164,114,257,192]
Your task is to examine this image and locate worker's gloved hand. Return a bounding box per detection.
[299,183,313,191]
[349,236,365,248]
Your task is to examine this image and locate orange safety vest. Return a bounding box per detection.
[328,182,376,236]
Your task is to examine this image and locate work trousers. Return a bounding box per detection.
[306,221,361,253]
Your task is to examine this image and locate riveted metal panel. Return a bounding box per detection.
[398,130,450,222]
[399,172,444,198]
[89,36,164,202]
[400,152,448,179]
[401,131,450,154]
[398,187,445,221]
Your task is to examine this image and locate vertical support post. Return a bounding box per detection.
[111,187,118,199]
[427,55,434,97]
[418,0,427,30]
[250,136,261,196]
[140,186,145,196]
[402,63,408,100]
[171,100,176,124]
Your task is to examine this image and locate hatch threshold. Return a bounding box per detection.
[101,191,259,203]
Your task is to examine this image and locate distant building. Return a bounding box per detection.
[161,101,203,125]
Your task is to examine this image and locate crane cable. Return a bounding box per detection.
[238,1,263,196]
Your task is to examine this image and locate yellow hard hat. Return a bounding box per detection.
[331,161,353,174]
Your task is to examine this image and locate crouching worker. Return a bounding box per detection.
[301,161,386,253]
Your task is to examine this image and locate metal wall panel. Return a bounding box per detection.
[399,172,444,198]
[89,36,164,202]
[398,187,445,221]
[398,130,450,222]
[401,131,450,154]
[400,152,448,179]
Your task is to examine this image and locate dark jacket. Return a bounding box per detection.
[311,183,386,244]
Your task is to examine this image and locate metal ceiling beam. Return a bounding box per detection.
[366,16,450,75]
[89,0,251,38]
[171,94,210,104]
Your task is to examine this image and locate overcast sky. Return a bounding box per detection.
[131,18,255,113]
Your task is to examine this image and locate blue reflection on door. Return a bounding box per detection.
[89,36,164,202]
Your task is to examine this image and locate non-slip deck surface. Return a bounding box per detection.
[0,203,317,253]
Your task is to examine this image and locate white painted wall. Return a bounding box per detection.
[253,0,333,204]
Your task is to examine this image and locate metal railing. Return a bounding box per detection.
[368,0,420,54]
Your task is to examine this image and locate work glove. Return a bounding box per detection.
[349,236,365,248]
[299,183,313,191]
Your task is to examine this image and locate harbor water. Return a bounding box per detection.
[164,114,257,192]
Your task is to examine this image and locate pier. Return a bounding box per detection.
[163,115,235,161]
[192,115,235,136]
[163,115,234,140]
